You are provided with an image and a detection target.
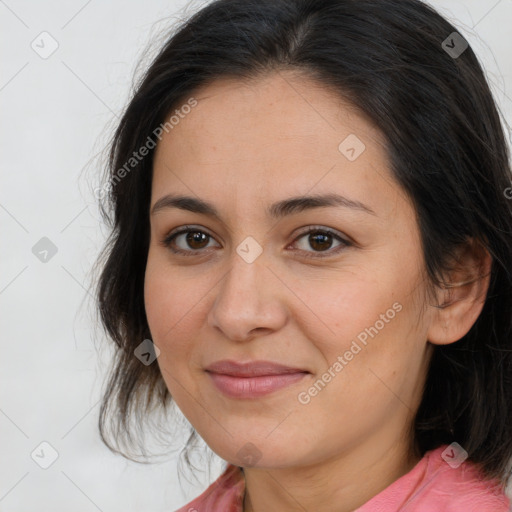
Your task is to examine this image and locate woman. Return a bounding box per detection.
[95,0,512,510]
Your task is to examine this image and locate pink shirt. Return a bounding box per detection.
[174,444,511,511]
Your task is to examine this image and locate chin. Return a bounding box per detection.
[204,435,302,469]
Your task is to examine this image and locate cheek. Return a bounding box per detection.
[144,256,169,341]
[291,268,402,356]
[144,248,193,335]
[144,252,193,358]
[143,249,216,387]
[323,298,427,419]
[144,258,198,409]
[294,262,426,394]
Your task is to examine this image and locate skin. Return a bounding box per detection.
[144,71,491,511]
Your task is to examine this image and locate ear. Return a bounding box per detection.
[427,238,492,346]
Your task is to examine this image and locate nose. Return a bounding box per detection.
[207,251,288,342]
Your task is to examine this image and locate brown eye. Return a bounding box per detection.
[184,231,210,249]
[308,232,334,251]
[292,227,351,258]
[162,226,219,255]
[162,225,351,259]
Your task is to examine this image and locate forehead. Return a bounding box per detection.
[156,72,386,158]
[151,72,404,220]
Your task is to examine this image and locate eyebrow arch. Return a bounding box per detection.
[150,192,376,219]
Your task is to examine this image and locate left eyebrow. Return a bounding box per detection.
[268,193,376,218]
[150,192,377,219]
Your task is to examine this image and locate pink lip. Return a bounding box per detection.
[205,360,310,399]
[206,360,309,398]
[205,359,308,377]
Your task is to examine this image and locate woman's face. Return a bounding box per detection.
[144,72,435,468]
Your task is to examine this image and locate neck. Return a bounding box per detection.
[242,435,420,512]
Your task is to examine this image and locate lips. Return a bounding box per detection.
[205,359,309,377]
[205,360,310,399]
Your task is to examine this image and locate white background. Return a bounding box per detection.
[1,1,511,510]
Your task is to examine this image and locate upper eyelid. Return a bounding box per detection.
[165,225,219,243]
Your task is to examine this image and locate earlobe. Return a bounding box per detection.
[427,239,492,346]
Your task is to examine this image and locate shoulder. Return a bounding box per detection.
[174,463,245,512]
[414,445,510,512]
[357,444,511,512]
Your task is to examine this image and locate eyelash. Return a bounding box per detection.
[161,225,352,259]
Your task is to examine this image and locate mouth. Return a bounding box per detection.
[204,359,310,399]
